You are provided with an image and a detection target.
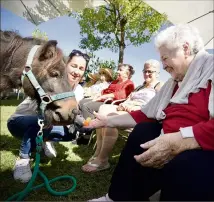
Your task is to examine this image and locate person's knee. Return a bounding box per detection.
[104,128,118,138]
[127,124,143,143]
[165,150,214,172]
[79,99,91,110]
[98,104,107,112]
[7,119,21,138]
[161,150,214,200]
[127,122,161,145]
[79,99,87,110]
[98,104,110,115]
[98,104,117,116]
[163,150,214,186]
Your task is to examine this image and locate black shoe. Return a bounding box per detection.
[72,130,93,145]
[71,134,90,145]
[76,135,90,145]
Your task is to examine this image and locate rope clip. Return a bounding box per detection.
[37,119,44,136]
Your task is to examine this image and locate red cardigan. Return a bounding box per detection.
[101,79,135,100]
[130,81,214,150]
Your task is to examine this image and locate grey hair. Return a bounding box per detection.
[144,59,160,73]
[154,24,204,55]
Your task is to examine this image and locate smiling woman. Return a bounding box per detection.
[157,25,204,82]
[66,50,90,102]
[67,50,89,85]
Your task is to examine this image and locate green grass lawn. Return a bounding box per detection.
[0,100,127,201]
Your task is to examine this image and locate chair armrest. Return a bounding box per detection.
[103,98,113,104]
[111,99,126,105]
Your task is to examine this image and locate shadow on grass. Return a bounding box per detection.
[0,160,113,201]
[0,134,70,162]
[0,145,114,201]
[0,99,23,106]
[0,133,21,156]
[0,135,117,201]
[71,135,127,166]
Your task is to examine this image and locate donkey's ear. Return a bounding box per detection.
[38,40,58,61]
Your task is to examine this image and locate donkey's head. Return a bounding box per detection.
[22,40,77,125]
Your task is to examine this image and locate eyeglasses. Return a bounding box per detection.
[143,70,156,74]
[69,49,90,62]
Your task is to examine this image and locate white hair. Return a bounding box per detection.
[144,59,160,73]
[154,24,204,55]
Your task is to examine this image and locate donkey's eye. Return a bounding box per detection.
[51,71,60,78]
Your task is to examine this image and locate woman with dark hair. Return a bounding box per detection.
[7,49,89,183]
[66,49,90,101]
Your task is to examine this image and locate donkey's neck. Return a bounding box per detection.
[0,38,39,92]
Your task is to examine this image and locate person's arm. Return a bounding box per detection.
[86,110,155,129]
[179,119,214,150]
[112,82,135,100]
[129,110,156,124]
[98,93,115,99]
[74,84,84,103]
[96,81,135,101]
[13,97,38,115]
[93,81,116,101]
[106,113,137,128]
[179,81,214,150]
[86,112,137,129]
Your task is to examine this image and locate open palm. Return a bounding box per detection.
[84,112,108,129]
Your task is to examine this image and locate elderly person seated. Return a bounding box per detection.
[84,68,114,99]
[79,63,135,120]
[85,24,214,201]
[82,59,163,173]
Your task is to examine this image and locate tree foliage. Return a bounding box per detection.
[88,54,117,72]
[85,53,117,81]
[70,0,167,63]
[32,28,48,41]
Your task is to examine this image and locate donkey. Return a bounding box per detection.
[0,30,77,125]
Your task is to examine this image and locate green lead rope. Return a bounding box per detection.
[6,133,77,201]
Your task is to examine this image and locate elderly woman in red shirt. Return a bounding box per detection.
[86,24,214,201]
[79,63,135,120]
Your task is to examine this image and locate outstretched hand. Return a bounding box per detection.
[84,112,108,129]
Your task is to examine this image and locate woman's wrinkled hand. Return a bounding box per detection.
[92,95,107,102]
[92,96,101,102]
[117,105,125,111]
[134,132,184,169]
[125,105,141,113]
[83,112,108,129]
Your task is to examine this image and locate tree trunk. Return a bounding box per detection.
[119,44,125,63]
[118,21,126,63]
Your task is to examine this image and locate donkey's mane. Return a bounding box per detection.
[1,30,45,45]
[1,30,44,72]
[0,30,64,73]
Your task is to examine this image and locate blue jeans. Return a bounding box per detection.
[7,116,74,158]
[7,116,52,158]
